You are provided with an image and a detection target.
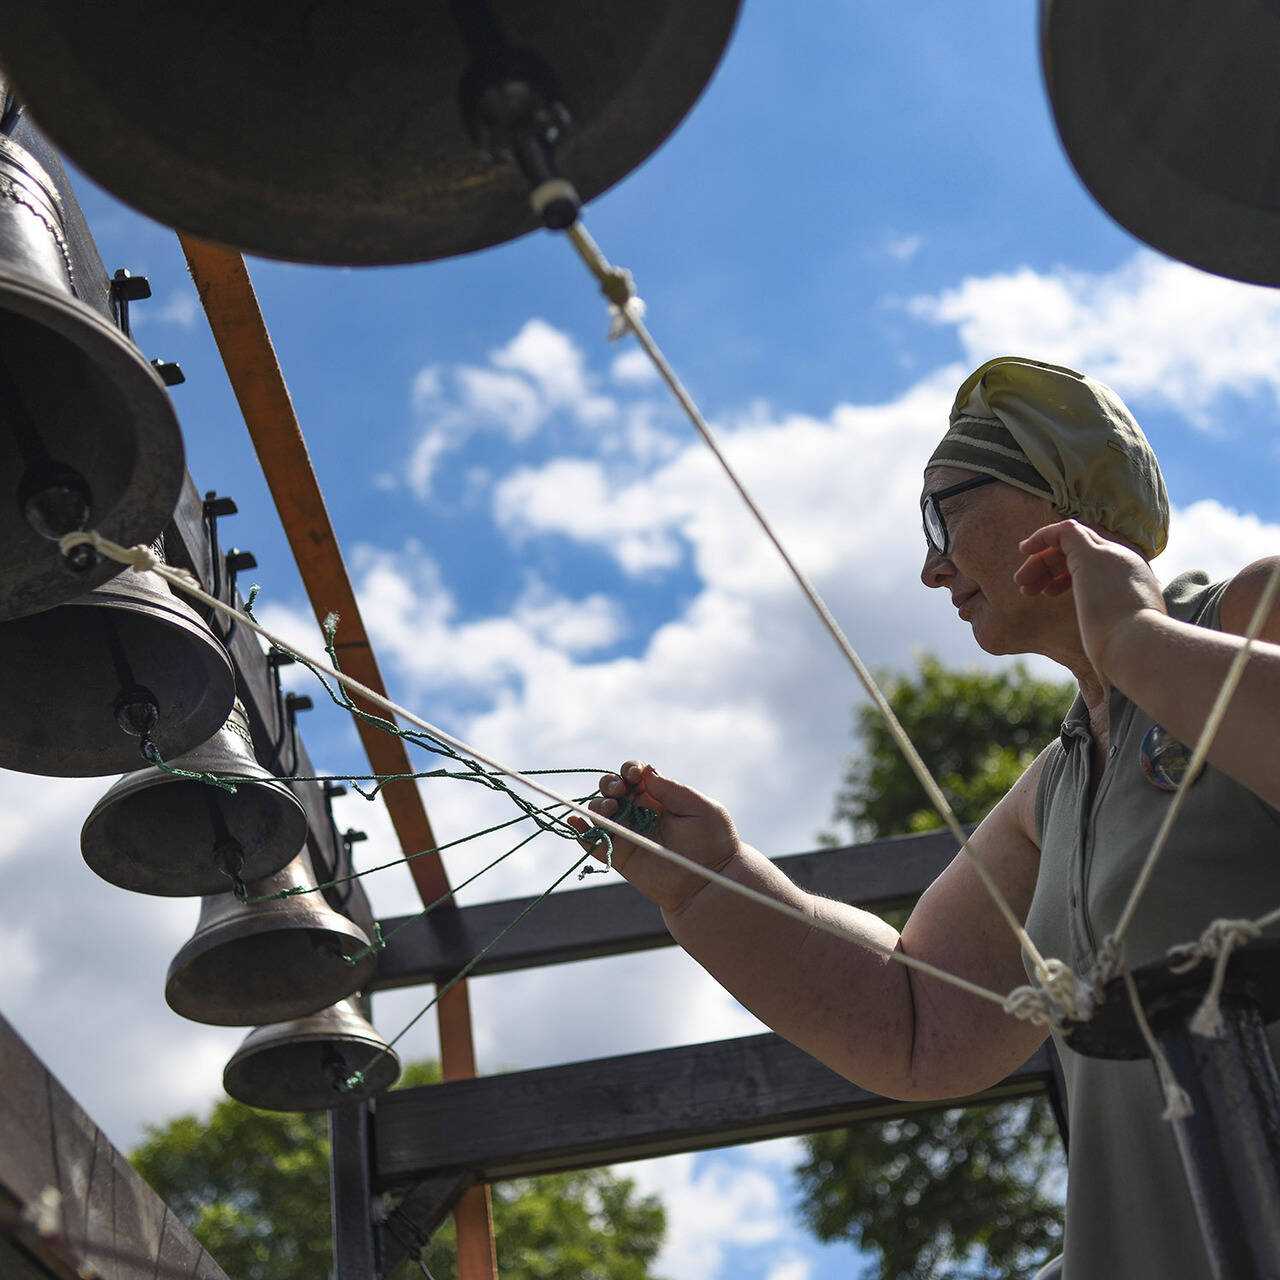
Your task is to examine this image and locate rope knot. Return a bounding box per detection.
[1002,958,1093,1030]
[1167,917,1262,1038]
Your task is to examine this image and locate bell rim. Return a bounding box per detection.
[81,772,306,894]
[223,1030,402,1111]
[1040,0,1280,286]
[165,912,375,1026]
[0,1,743,266]
[0,267,186,619]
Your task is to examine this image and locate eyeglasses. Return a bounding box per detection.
[920,475,998,556]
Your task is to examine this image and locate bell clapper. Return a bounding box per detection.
[113,684,160,748]
[453,0,582,231]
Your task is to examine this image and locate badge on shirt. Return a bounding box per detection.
[1139,723,1195,792]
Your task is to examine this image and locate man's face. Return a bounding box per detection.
[919,465,1069,656]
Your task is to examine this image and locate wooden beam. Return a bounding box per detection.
[372,829,958,989]
[380,1172,477,1276]
[179,239,494,1278]
[374,1033,1053,1187]
[0,1013,229,1280]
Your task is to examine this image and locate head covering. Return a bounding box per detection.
[926,356,1169,558]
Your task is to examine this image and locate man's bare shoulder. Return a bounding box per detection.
[1221,557,1280,643]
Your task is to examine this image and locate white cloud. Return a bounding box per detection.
[1162,499,1280,586]
[884,233,924,263]
[765,1254,814,1280]
[493,318,615,424]
[624,1152,787,1280]
[131,288,198,328]
[611,347,660,386]
[405,319,621,495]
[910,251,1280,428]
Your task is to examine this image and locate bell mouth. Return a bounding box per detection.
[166,909,375,1026]
[224,1026,401,1112]
[0,1,741,265]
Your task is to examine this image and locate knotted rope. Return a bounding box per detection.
[1168,918,1264,1039]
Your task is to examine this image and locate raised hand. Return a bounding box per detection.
[568,760,741,913]
[1015,519,1167,677]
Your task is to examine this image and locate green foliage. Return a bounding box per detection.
[823,655,1073,843]
[804,655,1073,1279]
[796,1103,1064,1280]
[132,1059,665,1280]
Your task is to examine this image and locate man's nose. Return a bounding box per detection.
[920,546,953,588]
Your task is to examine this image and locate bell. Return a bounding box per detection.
[0,559,235,776]
[0,134,185,618]
[81,698,304,894]
[1041,0,1280,285]
[0,1,741,265]
[165,848,375,1025]
[223,998,402,1112]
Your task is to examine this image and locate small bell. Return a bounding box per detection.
[165,848,376,1026]
[0,558,234,776]
[81,700,305,895]
[223,998,402,1112]
[0,134,184,618]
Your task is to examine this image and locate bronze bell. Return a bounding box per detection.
[223,998,402,1112]
[80,699,303,894]
[165,847,376,1026]
[1042,0,1280,285]
[0,558,235,776]
[0,1,741,266]
[0,133,184,618]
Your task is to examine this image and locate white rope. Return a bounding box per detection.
[1122,968,1193,1121]
[62,529,1038,1020]
[562,220,1068,1009]
[1168,918,1264,1039]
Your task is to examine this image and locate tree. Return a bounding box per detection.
[800,655,1073,1280]
[132,1059,665,1280]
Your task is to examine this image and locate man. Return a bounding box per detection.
[572,357,1280,1278]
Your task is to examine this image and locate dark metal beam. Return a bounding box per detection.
[371,829,959,990]
[373,1032,1053,1188]
[330,1101,381,1280]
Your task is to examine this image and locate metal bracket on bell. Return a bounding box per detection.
[150,357,185,387]
[109,268,150,340]
[282,692,312,776]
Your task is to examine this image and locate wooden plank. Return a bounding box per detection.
[380,1172,476,1276]
[0,1013,229,1280]
[374,1034,1052,1187]
[371,830,959,989]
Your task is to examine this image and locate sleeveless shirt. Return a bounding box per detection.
[1026,570,1280,1279]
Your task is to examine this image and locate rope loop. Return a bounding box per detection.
[1167,917,1263,1038]
[1002,957,1094,1029]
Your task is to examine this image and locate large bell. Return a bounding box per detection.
[80,699,304,893]
[165,848,375,1025]
[223,999,402,1112]
[0,1,741,266]
[0,134,185,618]
[0,560,235,776]
[1042,0,1280,285]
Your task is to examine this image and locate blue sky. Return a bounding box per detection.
[3,3,1280,1278]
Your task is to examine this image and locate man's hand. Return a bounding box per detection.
[567,761,741,914]
[1014,519,1167,678]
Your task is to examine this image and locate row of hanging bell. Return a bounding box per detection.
[0,1,742,266]
[1042,0,1280,286]
[0,125,186,620]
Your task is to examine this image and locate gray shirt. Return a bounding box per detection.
[1026,570,1280,1278]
